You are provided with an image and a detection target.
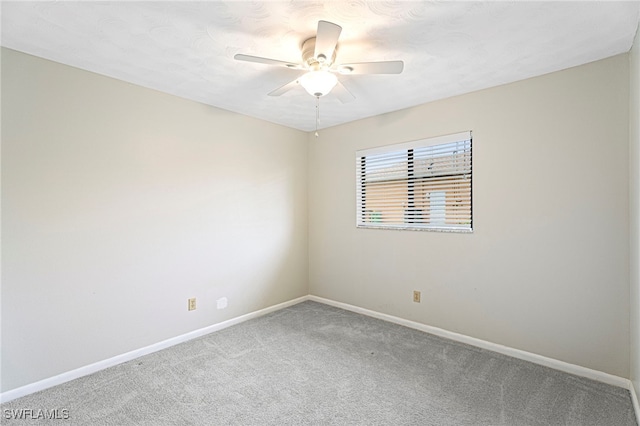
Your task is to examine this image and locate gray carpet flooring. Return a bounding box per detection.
[1,301,637,425]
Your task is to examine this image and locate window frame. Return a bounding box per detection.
[356,131,473,233]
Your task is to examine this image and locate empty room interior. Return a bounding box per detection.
[1,1,640,424]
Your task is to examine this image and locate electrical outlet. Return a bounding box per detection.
[413,291,421,303]
[188,298,196,311]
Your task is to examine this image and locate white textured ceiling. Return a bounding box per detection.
[2,1,639,132]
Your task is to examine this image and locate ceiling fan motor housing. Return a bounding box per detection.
[302,37,337,69]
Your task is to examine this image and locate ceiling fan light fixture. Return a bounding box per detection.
[299,70,338,97]
[234,20,403,103]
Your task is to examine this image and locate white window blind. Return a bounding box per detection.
[356,131,472,232]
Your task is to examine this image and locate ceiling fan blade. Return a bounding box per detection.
[314,20,342,61]
[234,54,301,69]
[268,78,300,96]
[338,61,404,75]
[333,81,355,104]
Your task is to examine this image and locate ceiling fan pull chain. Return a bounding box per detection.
[315,96,320,137]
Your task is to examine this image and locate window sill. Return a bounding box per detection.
[356,224,473,233]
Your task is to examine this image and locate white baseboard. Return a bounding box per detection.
[0,295,310,404]
[2,293,635,413]
[631,381,640,424]
[309,295,632,390]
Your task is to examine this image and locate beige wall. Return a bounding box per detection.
[1,48,309,392]
[630,24,640,395]
[1,42,635,394]
[309,55,630,377]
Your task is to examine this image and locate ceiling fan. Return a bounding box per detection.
[234,20,404,103]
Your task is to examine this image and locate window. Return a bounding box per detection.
[356,131,472,232]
